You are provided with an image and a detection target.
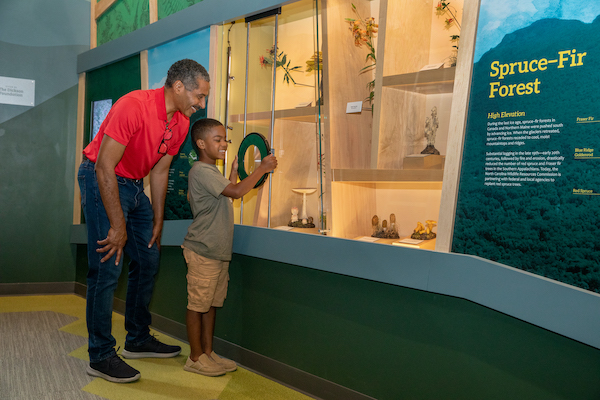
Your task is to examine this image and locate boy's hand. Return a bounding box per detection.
[223,154,278,199]
[260,154,278,173]
[229,155,239,184]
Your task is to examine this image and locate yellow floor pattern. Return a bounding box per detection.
[0,294,314,400]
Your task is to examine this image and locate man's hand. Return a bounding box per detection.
[148,154,172,251]
[97,225,127,264]
[148,219,164,250]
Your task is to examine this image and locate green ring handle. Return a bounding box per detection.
[237,132,270,189]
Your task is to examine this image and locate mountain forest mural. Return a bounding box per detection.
[453,16,600,292]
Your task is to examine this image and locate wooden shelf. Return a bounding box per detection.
[230,106,317,126]
[382,67,455,94]
[274,226,322,235]
[392,237,436,250]
[332,168,444,185]
[352,236,437,249]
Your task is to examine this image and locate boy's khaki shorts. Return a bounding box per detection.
[182,247,229,313]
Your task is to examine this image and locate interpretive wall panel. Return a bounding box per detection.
[453,3,600,292]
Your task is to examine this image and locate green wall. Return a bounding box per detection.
[75,246,600,399]
[221,254,600,400]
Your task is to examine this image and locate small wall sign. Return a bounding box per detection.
[0,76,35,107]
[346,101,363,114]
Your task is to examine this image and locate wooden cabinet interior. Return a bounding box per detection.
[323,0,463,240]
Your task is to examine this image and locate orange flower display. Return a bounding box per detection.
[345,3,378,108]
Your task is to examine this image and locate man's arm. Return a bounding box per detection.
[95,136,127,265]
[148,154,174,249]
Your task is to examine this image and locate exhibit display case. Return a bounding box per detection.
[76,0,469,251]
[227,0,465,249]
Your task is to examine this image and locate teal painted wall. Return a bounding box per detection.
[75,246,600,399]
[0,87,80,283]
[0,0,89,283]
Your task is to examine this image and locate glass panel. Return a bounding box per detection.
[221,20,245,224]
[327,0,464,248]
[222,0,324,234]
[270,0,322,233]
[370,0,463,248]
[243,14,275,227]
[221,15,275,226]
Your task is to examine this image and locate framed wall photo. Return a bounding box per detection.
[90,99,112,141]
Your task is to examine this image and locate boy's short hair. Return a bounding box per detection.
[191,118,224,155]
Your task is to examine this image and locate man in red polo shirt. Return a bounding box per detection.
[78,59,210,383]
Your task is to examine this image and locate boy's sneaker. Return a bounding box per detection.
[210,351,237,372]
[121,336,182,359]
[184,354,226,377]
[87,354,141,383]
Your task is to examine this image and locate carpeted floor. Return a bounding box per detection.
[0,294,315,400]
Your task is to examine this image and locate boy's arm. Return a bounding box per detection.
[222,154,277,199]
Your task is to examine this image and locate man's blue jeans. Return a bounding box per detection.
[78,159,159,363]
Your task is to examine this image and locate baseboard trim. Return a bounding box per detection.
[74,282,86,297]
[0,282,76,296]
[211,337,376,400]
[1,282,374,400]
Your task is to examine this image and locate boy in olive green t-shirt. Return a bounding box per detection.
[182,118,277,377]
